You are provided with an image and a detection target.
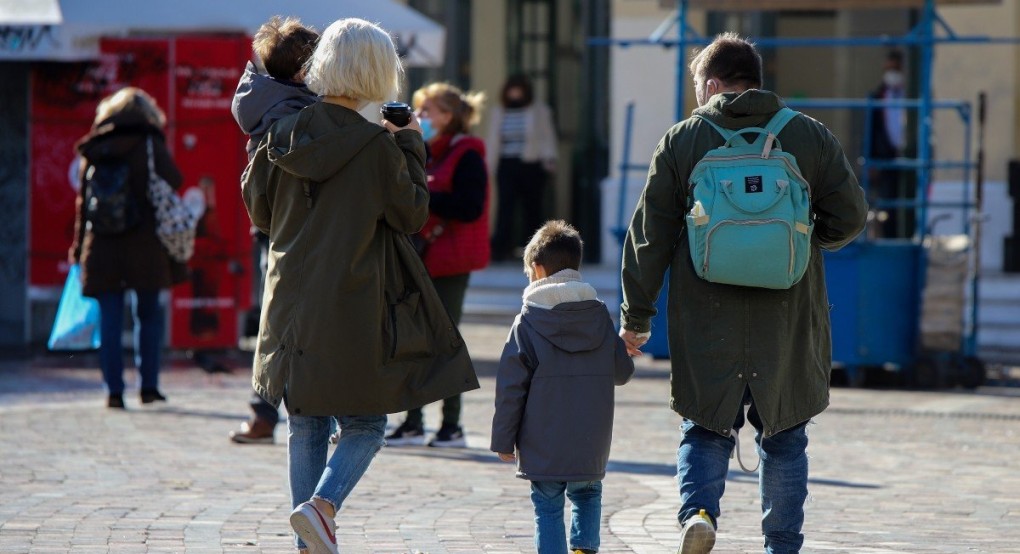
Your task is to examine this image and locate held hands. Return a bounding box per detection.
[619,328,650,357]
[382,113,424,136]
[497,452,516,463]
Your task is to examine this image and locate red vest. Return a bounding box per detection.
[420,134,491,278]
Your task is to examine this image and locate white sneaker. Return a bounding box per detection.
[677,509,716,554]
[290,501,339,554]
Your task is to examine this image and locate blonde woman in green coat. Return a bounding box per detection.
[241,18,477,554]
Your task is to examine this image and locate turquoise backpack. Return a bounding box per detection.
[686,107,813,290]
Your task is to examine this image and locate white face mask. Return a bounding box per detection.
[883,70,904,88]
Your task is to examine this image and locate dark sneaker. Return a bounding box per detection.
[229,418,275,444]
[107,394,125,409]
[384,421,425,446]
[428,425,466,448]
[140,389,167,404]
[678,509,716,554]
[290,501,339,554]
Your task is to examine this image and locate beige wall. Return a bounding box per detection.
[470,0,507,142]
[935,1,1018,183]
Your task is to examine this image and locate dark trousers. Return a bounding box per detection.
[249,238,279,426]
[97,290,162,395]
[404,273,470,428]
[491,157,548,259]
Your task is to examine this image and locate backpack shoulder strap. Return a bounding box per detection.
[693,114,749,146]
[764,107,799,137]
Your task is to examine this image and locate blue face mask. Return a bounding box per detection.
[419,117,437,142]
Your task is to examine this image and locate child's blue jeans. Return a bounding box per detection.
[530,479,602,554]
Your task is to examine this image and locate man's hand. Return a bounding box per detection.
[497,452,516,463]
[619,329,650,357]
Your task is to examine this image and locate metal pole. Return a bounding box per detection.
[675,0,688,122]
[616,102,636,246]
[916,0,935,242]
[968,92,987,357]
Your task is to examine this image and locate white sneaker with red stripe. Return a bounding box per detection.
[290,501,339,554]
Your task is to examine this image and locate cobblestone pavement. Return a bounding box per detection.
[2,315,1019,553]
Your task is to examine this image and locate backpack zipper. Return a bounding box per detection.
[691,154,812,201]
[703,218,795,276]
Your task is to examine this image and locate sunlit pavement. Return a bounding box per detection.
[2,315,1019,553]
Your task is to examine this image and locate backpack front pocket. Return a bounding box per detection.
[702,219,797,289]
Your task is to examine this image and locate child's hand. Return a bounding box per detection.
[497,452,516,463]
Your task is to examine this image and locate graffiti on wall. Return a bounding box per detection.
[0,26,59,53]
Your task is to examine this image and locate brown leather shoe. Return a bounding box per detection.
[229,418,275,444]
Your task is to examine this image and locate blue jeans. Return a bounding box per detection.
[288,414,387,550]
[530,480,602,554]
[677,396,809,554]
[96,290,163,395]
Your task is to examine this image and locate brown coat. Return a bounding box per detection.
[241,102,479,416]
[71,112,184,296]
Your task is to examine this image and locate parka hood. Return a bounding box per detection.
[521,269,609,353]
[266,102,388,182]
[76,112,162,163]
[693,89,785,129]
[231,61,318,137]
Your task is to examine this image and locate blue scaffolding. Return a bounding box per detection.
[597,0,1019,387]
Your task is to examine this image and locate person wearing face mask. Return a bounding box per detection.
[487,74,559,261]
[867,50,912,238]
[384,82,490,448]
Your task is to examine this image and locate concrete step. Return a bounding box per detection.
[463,264,1020,364]
[464,262,623,317]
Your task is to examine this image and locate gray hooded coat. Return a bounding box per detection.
[491,270,635,482]
[231,61,318,159]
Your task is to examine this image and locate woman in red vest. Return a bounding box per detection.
[385,83,490,448]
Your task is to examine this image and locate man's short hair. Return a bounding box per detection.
[688,32,763,89]
[523,220,584,277]
[253,16,319,81]
[305,18,404,104]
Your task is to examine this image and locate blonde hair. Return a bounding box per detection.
[412,82,485,135]
[94,87,166,128]
[305,18,403,104]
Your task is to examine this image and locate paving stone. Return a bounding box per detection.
[1,318,1019,552]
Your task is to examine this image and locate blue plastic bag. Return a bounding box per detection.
[47,264,101,350]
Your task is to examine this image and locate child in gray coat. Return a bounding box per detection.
[491,220,635,554]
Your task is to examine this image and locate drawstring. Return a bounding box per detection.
[731,427,760,473]
[732,401,760,473]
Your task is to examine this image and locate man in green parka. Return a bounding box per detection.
[619,33,867,554]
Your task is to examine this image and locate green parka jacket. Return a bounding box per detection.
[621,90,867,437]
[241,102,479,417]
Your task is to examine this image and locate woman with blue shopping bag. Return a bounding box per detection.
[68,87,187,410]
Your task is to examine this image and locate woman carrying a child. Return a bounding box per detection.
[241,18,476,554]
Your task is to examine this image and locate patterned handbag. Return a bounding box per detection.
[147,137,197,262]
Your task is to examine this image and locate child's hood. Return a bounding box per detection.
[520,269,611,354]
[231,61,317,135]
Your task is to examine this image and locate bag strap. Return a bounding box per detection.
[764,107,798,137]
[146,136,156,176]
[695,115,750,146]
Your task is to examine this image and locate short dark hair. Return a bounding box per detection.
[688,32,763,89]
[523,220,583,277]
[253,16,319,81]
[501,73,534,107]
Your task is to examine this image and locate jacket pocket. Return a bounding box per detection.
[384,290,433,361]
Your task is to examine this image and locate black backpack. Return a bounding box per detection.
[84,161,140,235]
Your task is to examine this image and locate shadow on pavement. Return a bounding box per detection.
[607,459,880,489]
